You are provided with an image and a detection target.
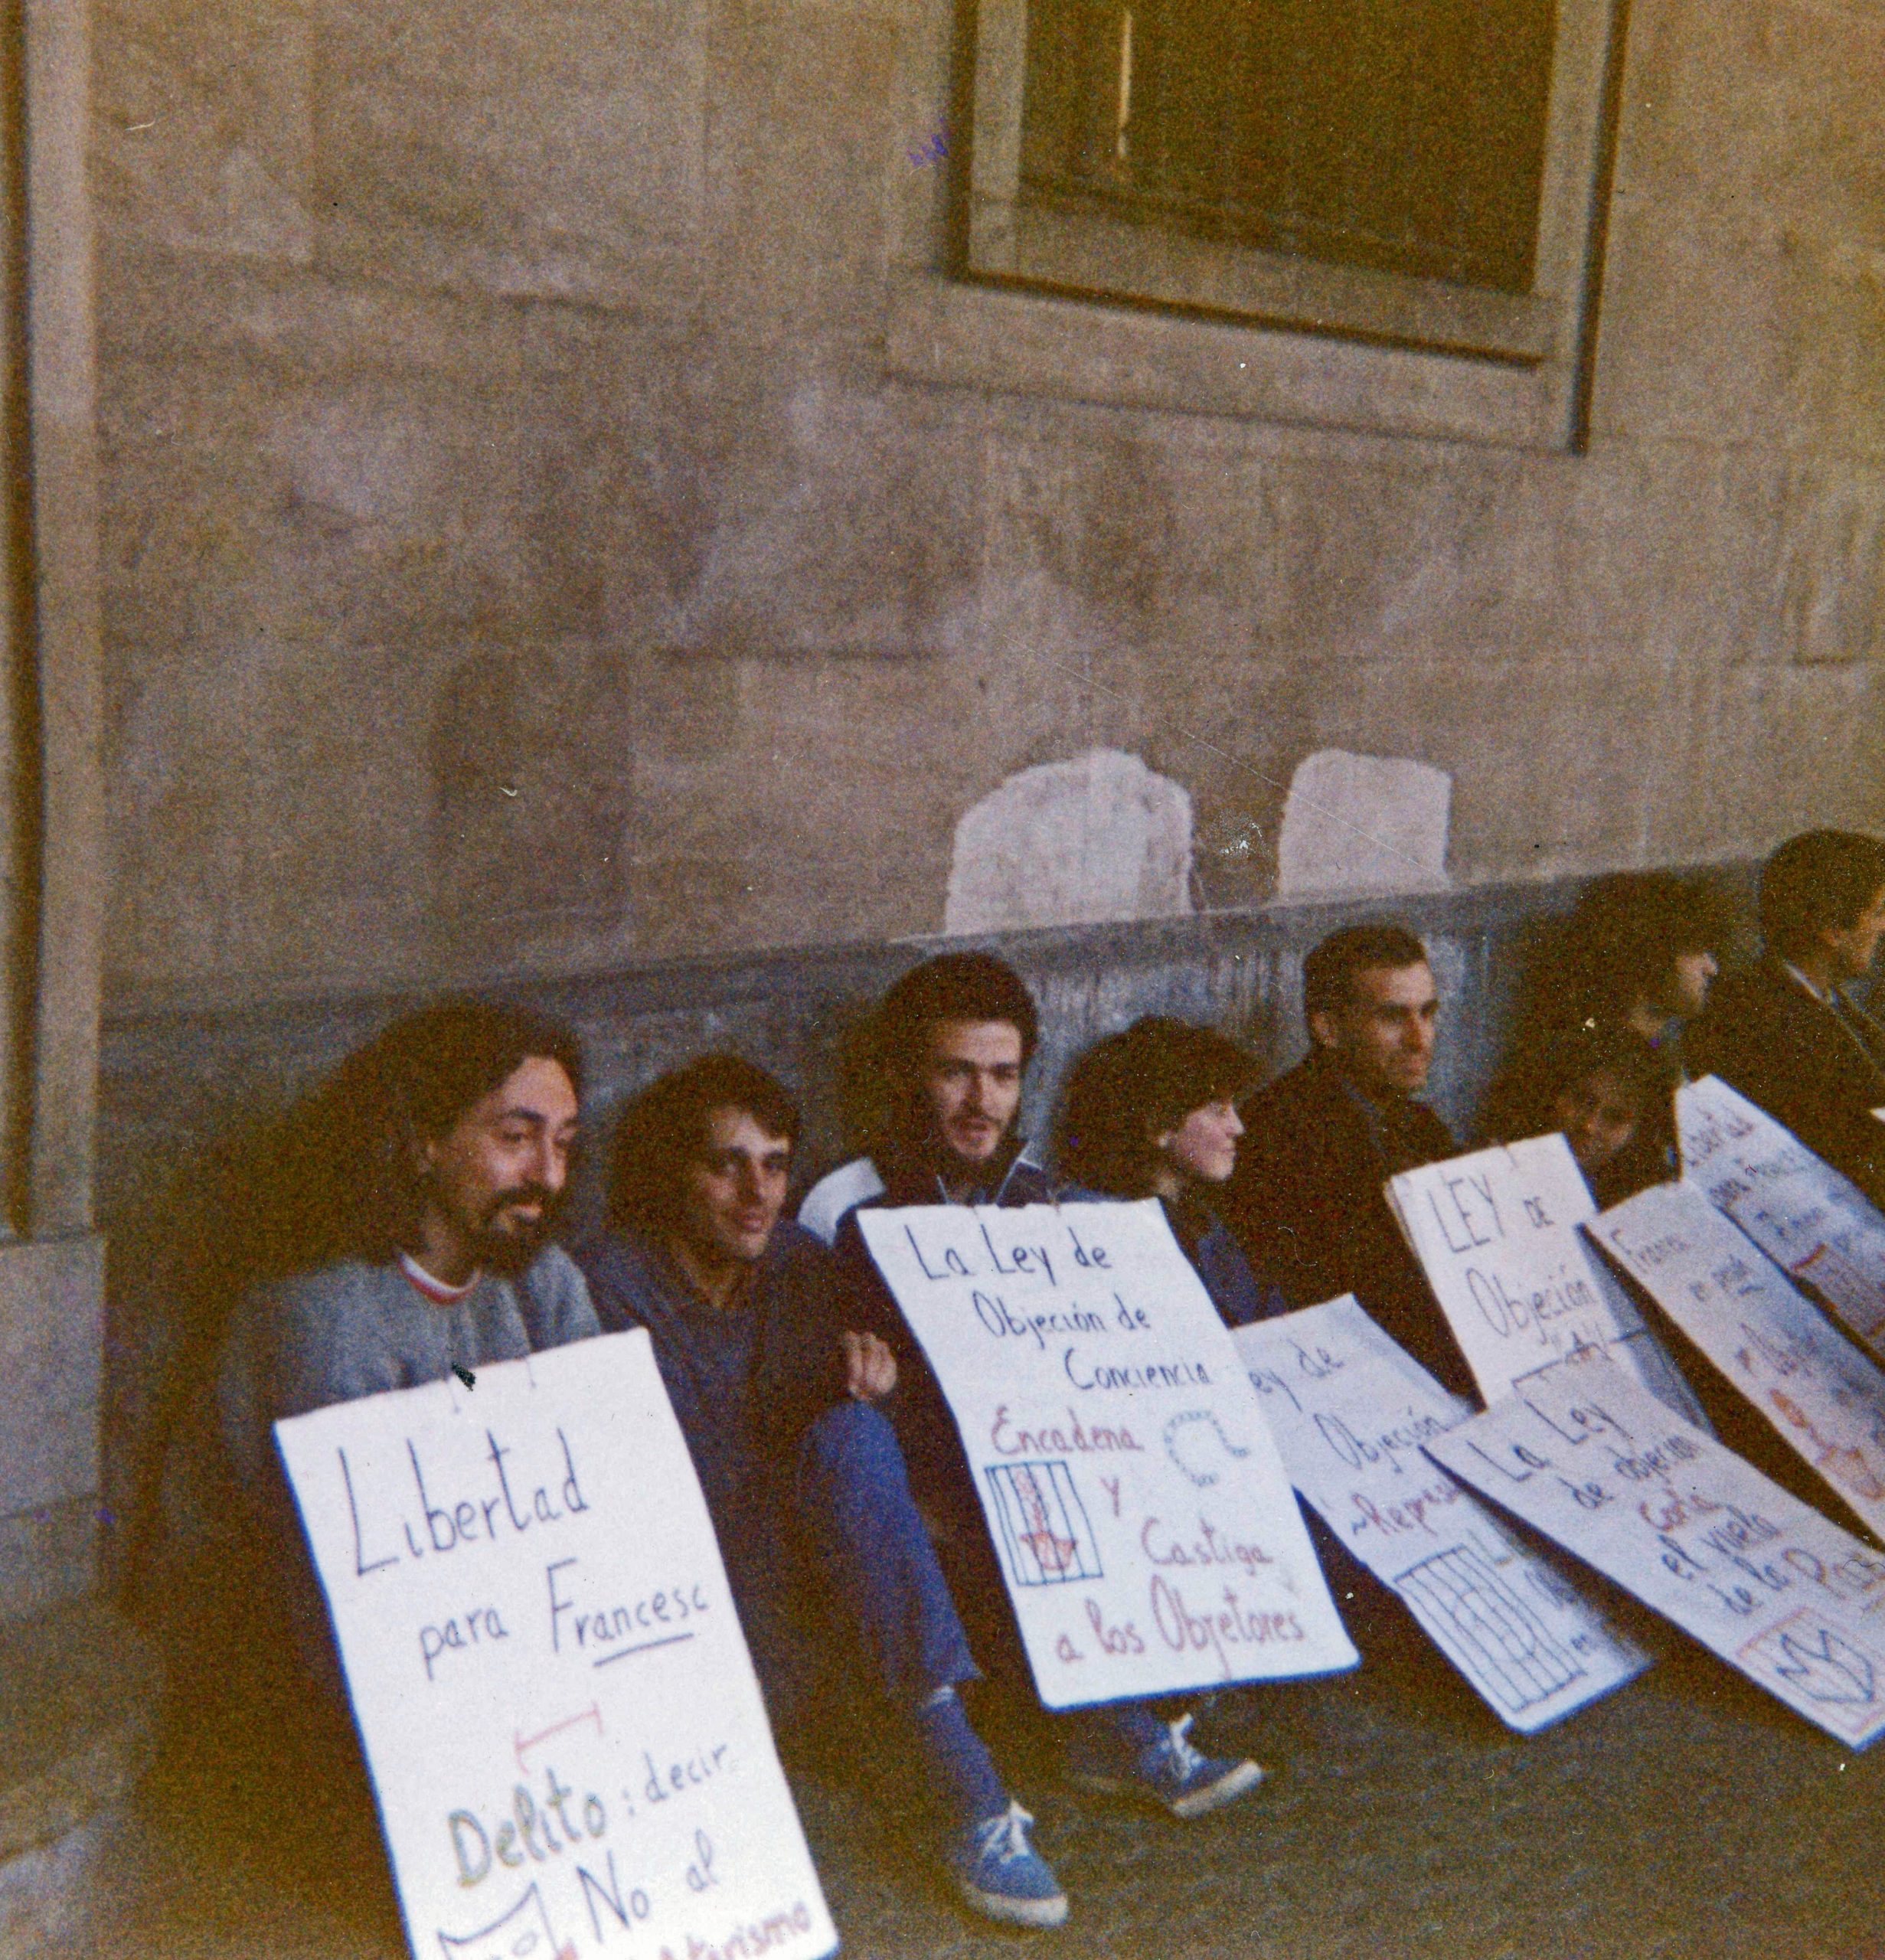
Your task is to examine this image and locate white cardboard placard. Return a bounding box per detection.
[1425,1357,1885,1747]
[274,1330,836,1960]
[1677,1075,1885,1356]
[1387,1135,1704,1423]
[856,1200,1357,1706]
[1233,1298,1647,1732]
[1590,1181,1885,1540]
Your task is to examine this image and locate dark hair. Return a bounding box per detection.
[879,952,1041,1069]
[279,995,585,1264]
[122,995,583,1609]
[1054,1017,1255,1195]
[1759,831,1885,958]
[1302,923,1429,1024]
[1479,1026,1664,1150]
[609,1054,800,1236]
[1559,873,1731,1020]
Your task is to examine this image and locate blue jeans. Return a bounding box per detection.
[794,1400,1177,1755]
[791,1399,982,1707]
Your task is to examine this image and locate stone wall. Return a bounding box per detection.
[91,0,1885,1014]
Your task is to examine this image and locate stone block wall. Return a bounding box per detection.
[89,0,1885,1019]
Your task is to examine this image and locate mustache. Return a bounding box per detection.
[483,1182,561,1223]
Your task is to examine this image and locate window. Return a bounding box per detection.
[1017,0,1557,296]
[880,0,1625,446]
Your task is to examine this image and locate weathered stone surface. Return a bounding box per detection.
[93,0,314,265]
[1596,198,1885,459]
[0,1240,104,1606]
[1769,459,1885,666]
[0,1500,97,1626]
[313,0,710,310]
[1619,0,1885,237]
[77,0,1885,1007]
[702,0,900,335]
[0,1388,96,1522]
[667,376,985,661]
[0,1599,158,1958]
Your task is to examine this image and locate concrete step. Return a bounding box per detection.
[0,1595,161,1958]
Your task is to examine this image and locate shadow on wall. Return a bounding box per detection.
[425,646,638,974]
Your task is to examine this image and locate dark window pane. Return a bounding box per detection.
[1018,0,1557,293]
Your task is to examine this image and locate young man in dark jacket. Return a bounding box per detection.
[1221,923,1472,1398]
[1690,828,1885,1209]
[576,1053,1069,1929]
[817,953,1264,1827]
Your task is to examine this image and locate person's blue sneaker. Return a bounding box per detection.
[944,1800,1069,1929]
[1066,1714,1264,1820]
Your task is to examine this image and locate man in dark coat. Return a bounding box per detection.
[1690,828,1885,1209]
[1221,922,1472,1397]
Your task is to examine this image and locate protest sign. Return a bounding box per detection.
[274,1330,835,1960]
[1387,1135,1704,1422]
[1589,1181,1885,1540]
[1426,1357,1885,1746]
[1677,1076,1885,1354]
[855,1200,1357,1706]
[1233,1298,1647,1731]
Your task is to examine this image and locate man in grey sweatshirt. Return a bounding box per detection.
[160,997,600,1829]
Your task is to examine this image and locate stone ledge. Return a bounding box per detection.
[0,1596,159,1867]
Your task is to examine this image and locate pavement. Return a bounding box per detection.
[69,1611,1885,1960]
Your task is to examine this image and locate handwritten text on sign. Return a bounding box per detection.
[1234,1298,1645,1733]
[275,1331,835,1960]
[1426,1357,1885,1747]
[1677,1075,1885,1354]
[1387,1135,1703,1422]
[1589,1181,1885,1540]
[857,1200,1356,1706]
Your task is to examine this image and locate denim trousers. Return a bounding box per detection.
[789,1399,1174,1753]
[789,1398,982,1707]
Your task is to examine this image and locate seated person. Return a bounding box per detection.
[821,955,1265,1828]
[1521,872,1730,1180]
[799,951,1059,1243]
[1052,1014,1286,1327]
[158,999,599,1829]
[1690,829,1885,1208]
[575,1054,1069,1929]
[1220,923,1473,1397]
[1552,871,1730,1063]
[1478,1026,1668,1210]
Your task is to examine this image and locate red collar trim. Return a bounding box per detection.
[397,1252,479,1305]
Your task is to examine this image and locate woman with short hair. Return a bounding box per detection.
[1054,1016,1286,1327]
